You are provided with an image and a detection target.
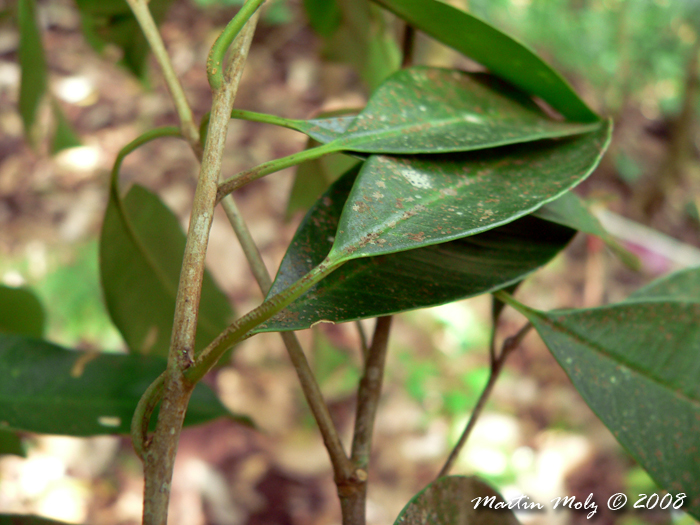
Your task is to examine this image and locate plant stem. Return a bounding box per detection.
[140,6,261,525]
[221,197,353,478]
[437,322,532,478]
[186,256,343,383]
[124,0,201,156]
[207,0,266,90]
[355,321,369,363]
[230,108,307,132]
[216,141,340,201]
[341,316,393,525]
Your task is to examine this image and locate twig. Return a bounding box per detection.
[139,7,261,525]
[341,316,393,525]
[437,322,532,479]
[355,321,369,363]
[220,196,354,481]
[401,24,416,68]
[124,0,201,157]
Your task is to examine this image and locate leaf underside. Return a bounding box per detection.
[521,266,700,519]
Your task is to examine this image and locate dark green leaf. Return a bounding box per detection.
[50,101,82,154]
[303,0,342,37]
[0,285,45,338]
[534,192,640,269]
[18,0,48,146]
[0,515,71,525]
[328,121,611,261]
[75,0,173,78]
[262,166,574,331]
[0,429,25,457]
[329,68,598,154]
[394,475,520,525]
[626,265,700,302]
[0,334,239,436]
[100,184,233,357]
[372,0,598,122]
[511,269,700,520]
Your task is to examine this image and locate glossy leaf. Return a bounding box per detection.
[100,184,233,357]
[75,0,173,78]
[393,476,520,525]
[330,68,598,154]
[0,516,70,525]
[534,191,640,269]
[372,0,598,122]
[510,268,700,520]
[0,334,240,436]
[0,286,45,338]
[261,166,574,331]
[18,0,48,146]
[0,429,25,457]
[328,121,611,262]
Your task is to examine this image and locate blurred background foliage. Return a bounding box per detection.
[1,0,699,524]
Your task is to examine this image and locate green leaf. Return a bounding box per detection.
[507,268,700,520]
[534,192,640,270]
[0,516,71,525]
[328,68,598,154]
[393,475,521,525]
[317,0,401,90]
[626,265,700,302]
[0,334,239,436]
[18,0,48,146]
[100,184,233,357]
[371,0,598,123]
[328,121,611,262]
[303,0,342,37]
[50,101,82,154]
[261,166,575,331]
[0,286,45,338]
[0,428,25,457]
[75,0,174,78]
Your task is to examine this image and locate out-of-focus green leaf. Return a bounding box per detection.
[50,101,81,154]
[303,0,342,37]
[0,429,25,457]
[315,0,400,90]
[372,0,599,122]
[100,184,233,358]
[262,165,575,331]
[0,334,242,436]
[393,476,520,525]
[18,0,48,146]
[0,515,71,525]
[534,191,640,269]
[327,121,610,262]
[506,267,700,520]
[0,286,45,338]
[75,0,174,78]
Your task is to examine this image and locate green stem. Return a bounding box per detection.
[216,141,340,201]
[124,0,201,155]
[130,372,165,460]
[186,256,344,383]
[230,108,307,132]
[110,127,182,187]
[493,289,532,315]
[207,0,266,90]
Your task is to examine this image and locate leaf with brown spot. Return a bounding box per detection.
[507,267,700,520]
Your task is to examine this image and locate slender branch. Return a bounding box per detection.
[355,321,369,363]
[216,141,340,201]
[207,0,266,90]
[140,7,261,525]
[437,322,532,478]
[230,108,306,131]
[340,316,392,525]
[124,0,201,156]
